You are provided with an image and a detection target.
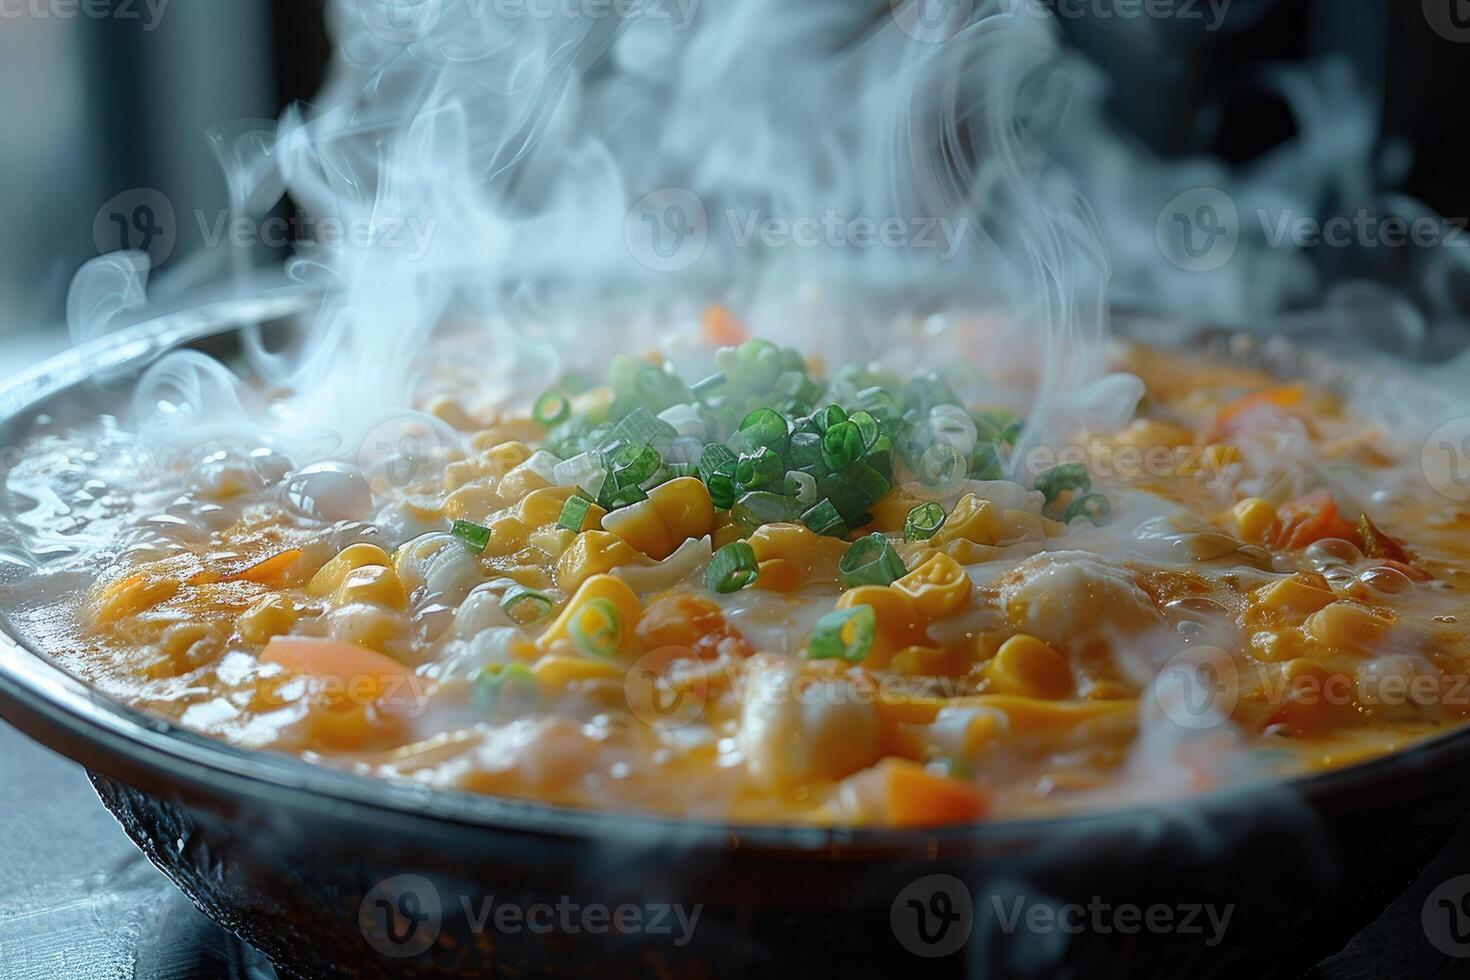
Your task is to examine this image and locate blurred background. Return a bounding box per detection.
[1,0,1468,366]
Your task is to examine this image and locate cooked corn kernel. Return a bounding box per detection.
[92,573,179,623]
[754,558,801,593]
[334,565,408,610]
[601,499,676,560]
[485,441,533,478]
[835,586,925,666]
[531,654,623,691]
[527,525,576,559]
[748,522,846,582]
[309,544,393,597]
[555,530,646,594]
[933,494,1003,548]
[1251,573,1335,620]
[237,594,301,646]
[647,477,715,544]
[538,574,642,654]
[496,459,552,500]
[893,552,972,620]
[325,603,402,652]
[1304,601,1391,652]
[443,484,502,523]
[1233,497,1277,543]
[983,634,1072,699]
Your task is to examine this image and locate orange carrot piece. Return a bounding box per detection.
[702,305,749,347]
[1273,489,1354,550]
[1212,383,1305,439]
[228,549,304,585]
[260,637,408,703]
[876,758,990,827]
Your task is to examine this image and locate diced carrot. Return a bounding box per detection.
[1272,490,1356,550]
[1211,383,1305,439]
[702,305,749,347]
[227,549,304,585]
[1378,558,1432,584]
[871,758,990,827]
[260,637,408,704]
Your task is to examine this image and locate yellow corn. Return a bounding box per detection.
[601,498,675,560]
[516,486,577,527]
[92,573,179,624]
[983,634,1072,700]
[443,484,502,523]
[999,509,1044,544]
[334,565,408,610]
[554,530,646,594]
[441,458,486,493]
[1247,627,1309,663]
[327,604,401,653]
[933,494,1003,548]
[647,477,715,544]
[893,552,972,620]
[528,525,576,559]
[867,487,929,534]
[747,522,847,582]
[237,594,301,646]
[496,459,552,501]
[1304,601,1391,651]
[427,395,478,430]
[531,654,623,691]
[835,586,925,667]
[485,441,533,478]
[1233,497,1277,543]
[939,539,1003,565]
[711,515,745,550]
[1251,573,1335,620]
[308,543,393,597]
[537,574,642,654]
[754,558,802,593]
[1112,418,1193,450]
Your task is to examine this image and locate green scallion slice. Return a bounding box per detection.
[475,662,539,712]
[904,501,947,542]
[735,447,783,491]
[801,499,847,537]
[730,490,798,527]
[706,541,759,594]
[500,584,554,626]
[600,483,649,511]
[706,472,737,511]
[532,389,571,427]
[1035,463,1092,504]
[784,470,817,507]
[807,605,877,662]
[820,420,865,470]
[1062,492,1111,526]
[608,442,662,488]
[569,597,623,657]
[690,372,727,399]
[738,407,789,451]
[698,442,737,480]
[838,533,907,588]
[557,495,594,532]
[451,519,491,553]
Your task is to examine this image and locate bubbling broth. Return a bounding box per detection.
[6,316,1470,827]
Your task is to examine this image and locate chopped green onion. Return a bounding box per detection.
[838,533,907,588]
[532,389,571,427]
[904,501,947,542]
[607,443,662,488]
[818,404,848,432]
[451,519,491,553]
[706,540,759,594]
[784,469,817,507]
[801,499,848,537]
[569,597,623,657]
[557,495,594,533]
[500,584,554,626]
[1035,463,1092,504]
[698,442,737,479]
[774,370,821,405]
[1062,492,1111,525]
[730,490,798,527]
[970,441,1004,481]
[706,472,737,511]
[690,372,727,399]
[821,421,865,470]
[599,406,676,453]
[848,410,881,450]
[738,407,789,451]
[807,605,877,662]
[787,430,824,470]
[735,447,784,491]
[599,483,649,510]
[916,443,967,491]
[820,463,891,523]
